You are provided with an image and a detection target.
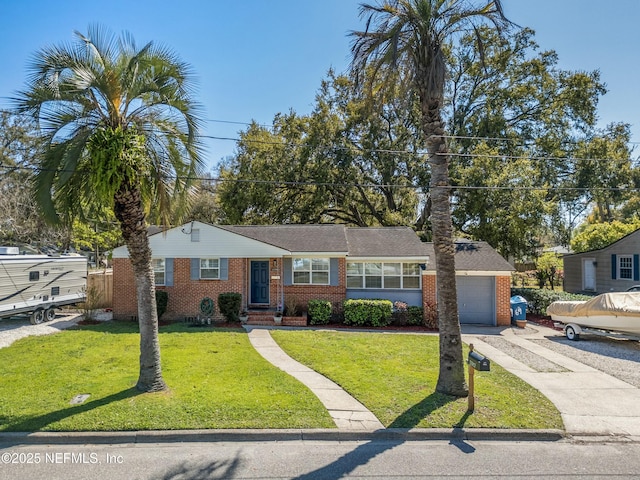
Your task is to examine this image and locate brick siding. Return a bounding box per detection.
[113,257,511,326]
[496,275,512,326]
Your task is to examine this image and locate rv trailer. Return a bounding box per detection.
[0,247,87,324]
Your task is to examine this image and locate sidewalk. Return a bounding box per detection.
[246,323,640,441]
[462,323,640,440]
[2,317,638,444]
[246,327,384,431]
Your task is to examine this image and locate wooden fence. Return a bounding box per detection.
[87,269,113,308]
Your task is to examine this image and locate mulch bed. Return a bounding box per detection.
[526,314,563,331]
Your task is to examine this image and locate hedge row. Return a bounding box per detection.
[511,288,593,315]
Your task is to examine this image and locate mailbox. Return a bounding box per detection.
[467,351,490,371]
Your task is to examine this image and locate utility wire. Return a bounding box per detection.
[1,164,637,193]
[202,134,635,164]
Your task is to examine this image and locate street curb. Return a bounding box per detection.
[0,428,566,445]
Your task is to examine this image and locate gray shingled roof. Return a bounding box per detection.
[345,227,430,257]
[218,224,511,271]
[220,224,349,252]
[423,241,514,272]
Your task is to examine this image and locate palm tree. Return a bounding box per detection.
[14,25,204,392]
[351,1,511,396]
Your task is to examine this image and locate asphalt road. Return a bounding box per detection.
[1,439,639,479]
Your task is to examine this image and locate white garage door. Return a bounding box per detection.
[457,276,495,325]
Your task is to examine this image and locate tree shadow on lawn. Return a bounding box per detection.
[1,388,140,433]
[293,391,472,480]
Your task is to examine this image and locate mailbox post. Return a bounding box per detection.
[467,343,490,412]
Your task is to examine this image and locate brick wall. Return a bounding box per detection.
[496,275,512,326]
[422,274,437,322]
[113,257,246,321]
[113,256,513,326]
[112,258,137,320]
[283,258,346,312]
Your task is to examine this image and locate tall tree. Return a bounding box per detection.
[351,0,511,396]
[216,70,422,226]
[0,111,68,248]
[14,26,204,392]
[445,27,607,257]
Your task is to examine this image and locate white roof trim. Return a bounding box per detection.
[423,271,511,276]
[346,257,429,262]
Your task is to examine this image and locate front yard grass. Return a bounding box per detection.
[271,330,563,429]
[0,322,333,431]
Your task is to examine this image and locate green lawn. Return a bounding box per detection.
[0,322,333,431]
[271,330,563,429]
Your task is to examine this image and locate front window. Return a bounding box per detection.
[293,258,329,285]
[347,262,421,289]
[619,256,633,280]
[153,259,165,286]
[200,258,220,279]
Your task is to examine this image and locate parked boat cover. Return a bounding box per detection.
[547,292,640,317]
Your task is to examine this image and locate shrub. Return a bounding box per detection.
[308,299,332,325]
[407,306,424,326]
[510,288,593,316]
[392,301,409,326]
[81,285,101,321]
[155,290,168,320]
[423,301,438,329]
[343,299,393,327]
[218,292,242,322]
[284,295,301,316]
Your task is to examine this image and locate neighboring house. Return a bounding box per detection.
[112,222,513,326]
[563,228,640,295]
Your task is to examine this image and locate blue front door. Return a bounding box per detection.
[251,261,270,304]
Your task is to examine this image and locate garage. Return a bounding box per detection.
[456,276,495,325]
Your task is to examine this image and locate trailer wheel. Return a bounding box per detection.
[45,307,56,322]
[565,325,580,341]
[30,309,45,325]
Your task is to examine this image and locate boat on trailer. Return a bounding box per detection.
[546,292,640,340]
[0,247,87,324]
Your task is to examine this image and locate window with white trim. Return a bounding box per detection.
[200,258,220,279]
[347,262,421,289]
[619,255,634,280]
[293,258,329,285]
[152,259,165,286]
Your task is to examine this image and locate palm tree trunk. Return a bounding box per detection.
[114,185,167,393]
[422,97,468,398]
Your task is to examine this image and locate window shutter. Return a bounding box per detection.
[191,258,200,280]
[330,258,339,286]
[634,254,639,282]
[283,258,292,286]
[611,254,617,279]
[220,258,228,280]
[165,258,174,286]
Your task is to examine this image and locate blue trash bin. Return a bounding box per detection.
[510,295,528,322]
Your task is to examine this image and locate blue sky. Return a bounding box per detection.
[1,0,638,170]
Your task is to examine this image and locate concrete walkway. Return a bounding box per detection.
[246,327,384,431]
[462,324,640,440]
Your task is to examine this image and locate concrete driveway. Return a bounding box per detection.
[0,312,83,349]
[463,323,640,440]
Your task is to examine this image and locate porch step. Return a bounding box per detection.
[244,310,307,327]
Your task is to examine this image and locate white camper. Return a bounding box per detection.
[0,247,87,324]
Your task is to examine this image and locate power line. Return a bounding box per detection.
[1,164,637,193]
[202,134,635,164]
